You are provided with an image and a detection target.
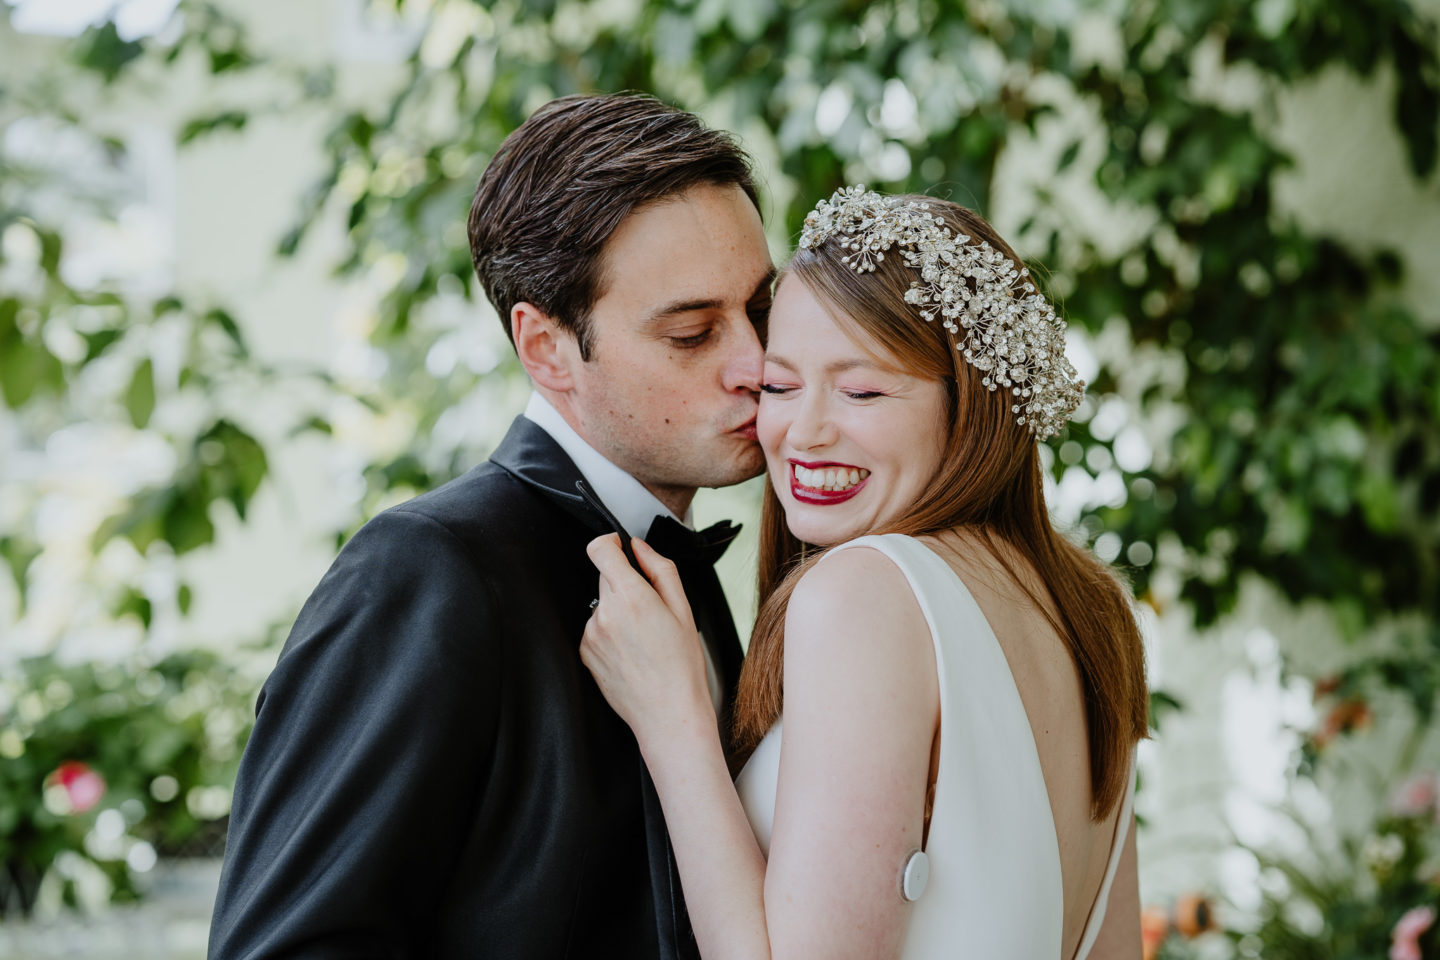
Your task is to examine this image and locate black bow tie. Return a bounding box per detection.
[644,515,741,567]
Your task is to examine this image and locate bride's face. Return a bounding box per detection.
[758,276,949,547]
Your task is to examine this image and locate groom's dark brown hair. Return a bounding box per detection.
[468,93,760,360]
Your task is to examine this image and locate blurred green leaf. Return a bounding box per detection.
[0,536,41,610]
[178,110,250,145]
[1056,139,1082,173]
[114,587,153,628]
[81,328,124,363]
[205,307,248,355]
[124,358,156,429]
[0,330,63,409]
[73,20,143,83]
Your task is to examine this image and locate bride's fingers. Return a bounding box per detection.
[585,534,642,590]
[630,538,696,631]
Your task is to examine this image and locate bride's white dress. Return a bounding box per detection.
[735,534,1135,959]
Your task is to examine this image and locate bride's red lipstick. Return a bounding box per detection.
[788,459,869,505]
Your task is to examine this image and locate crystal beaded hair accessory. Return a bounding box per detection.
[798,185,1084,439]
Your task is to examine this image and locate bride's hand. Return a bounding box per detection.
[582,535,712,744]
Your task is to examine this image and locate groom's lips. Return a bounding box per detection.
[731,417,758,441]
[788,459,869,505]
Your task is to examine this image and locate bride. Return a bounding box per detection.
[582,186,1149,959]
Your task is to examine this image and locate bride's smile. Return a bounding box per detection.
[788,460,871,501]
[759,275,948,547]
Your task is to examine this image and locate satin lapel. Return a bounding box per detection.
[489,416,611,535]
[491,414,696,959]
[686,564,744,744]
[656,562,742,958]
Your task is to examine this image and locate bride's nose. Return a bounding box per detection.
[786,394,838,450]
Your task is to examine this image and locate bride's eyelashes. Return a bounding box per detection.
[759,383,888,400]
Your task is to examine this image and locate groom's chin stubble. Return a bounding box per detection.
[705,442,766,489]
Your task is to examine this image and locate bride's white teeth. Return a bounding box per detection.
[792,464,870,492]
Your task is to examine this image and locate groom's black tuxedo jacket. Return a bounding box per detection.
[209,415,743,959]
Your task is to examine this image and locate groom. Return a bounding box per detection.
[208,94,774,958]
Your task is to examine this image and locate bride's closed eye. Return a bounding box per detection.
[760,383,794,395]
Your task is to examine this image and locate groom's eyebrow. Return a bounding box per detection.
[643,271,777,326]
[645,298,722,324]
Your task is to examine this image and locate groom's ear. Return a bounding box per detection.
[512,301,581,391]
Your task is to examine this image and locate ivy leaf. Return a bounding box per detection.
[1056,139,1083,173]
[115,587,153,628]
[81,329,124,364]
[37,229,63,278]
[125,359,156,429]
[205,308,248,356]
[0,536,42,613]
[0,301,63,408]
[290,416,333,437]
[208,45,255,75]
[276,225,304,257]
[1148,689,1185,732]
[74,21,144,83]
[93,488,170,555]
[197,420,268,520]
[178,111,250,145]
[163,482,216,555]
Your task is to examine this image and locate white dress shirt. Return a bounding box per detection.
[524,392,724,712]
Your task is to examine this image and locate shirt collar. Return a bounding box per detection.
[523,391,692,537]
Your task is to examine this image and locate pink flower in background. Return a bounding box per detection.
[1391,905,1436,960]
[1139,905,1169,960]
[45,761,106,814]
[1390,773,1439,818]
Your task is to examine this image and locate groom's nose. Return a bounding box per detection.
[720,320,763,395]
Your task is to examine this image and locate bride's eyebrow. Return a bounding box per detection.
[764,355,895,375]
[764,354,798,371]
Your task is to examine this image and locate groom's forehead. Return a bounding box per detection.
[588,191,770,306]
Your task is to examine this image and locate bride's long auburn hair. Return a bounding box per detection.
[732,196,1149,822]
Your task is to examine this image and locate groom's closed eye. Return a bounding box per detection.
[666,328,714,349]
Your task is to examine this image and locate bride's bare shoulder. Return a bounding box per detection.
[783,540,938,712]
[786,542,924,642]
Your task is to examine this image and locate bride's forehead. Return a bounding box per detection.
[768,286,899,361]
[769,279,855,337]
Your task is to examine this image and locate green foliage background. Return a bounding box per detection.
[1,0,1438,942]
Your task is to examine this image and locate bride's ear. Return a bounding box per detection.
[512,301,580,391]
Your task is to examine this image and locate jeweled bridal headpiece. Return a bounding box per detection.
[798,185,1085,440]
